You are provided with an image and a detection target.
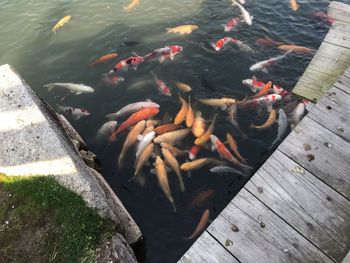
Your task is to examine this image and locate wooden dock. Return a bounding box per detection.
[293,1,350,102]
[179,2,350,262]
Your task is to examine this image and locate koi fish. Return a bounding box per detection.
[88,53,118,66]
[155,124,181,135]
[166,25,199,35]
[144,46,183,63]
[290,101,307,129]
[162,148,185,192]
[174,95,189,125]
[232,1,253,25]
[106,101,159,120]
[134,143,154,177]
[277,44,315,54]
[186,96,195,128]
[189,145,201,160]
[118,120,146,169]
[56,105,90,120]
[290,0,299,11]
[249,51,292,73]
[124,0,140,11]
[270,109,288,149]
[152,73,172,96]
[136,131,156,159]
[250,109,277,130]
[197,97,236,109]
[102,75,125,87]
[223,17,240,32]
[192,111,206,138]
[210,135,252,172]
[242,76,266,92]
[226,104,247,140]
[161,143,187,157]
[154,156,176,212]
[174,81,192,93]
[181,158,218,172]
[211,37,234,51]
[226,133,246,163]
[52,15,71,33]
[44,83,94,95]
[252,81,273,98]
[109,56,145,73]
[310,11,335,26]
[96,121,118,141]
[272,84,292,99]
[195,113,218,146]
[232,39,255,55]
[210,166,247,176]
[146,119,160,127]
[184,209,210,240]
[188,190,215,209]
[240,94,282,109]
[154,129,191,144]
[110,107,159,142]
[256,36,283,47]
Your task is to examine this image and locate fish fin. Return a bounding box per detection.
[211,144,216,152]
[220,105,227,111]
[137,135,144,141]
[75,92,82,95]
[262,68,269,74]
[231,0,238,6]
[158,56,165,63]
[74,115,81,121]
[241,164,254,175]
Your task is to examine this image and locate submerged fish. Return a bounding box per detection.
[290,101,307,129]
[211,37,234,51]
[44,83,94,95]
[226,133,246,163]
[88,53,118,66]
[223,17,240,32]
[124,0,140,11]
[161,143,187,158]
[256,36,283,47]
[277,44,315,54]
[102,75,125,87]
[210,166,247,176]
[188,190,215,209]
[110,107,159,142]
[96,121,118,141]
[174,81,192,93]
[52,15,71,33]
[154,129,191,145]
[166,25,198,35]
[242,76,266,93]
[184,209,210,239]
[232,39,255,55]
[251,81,273,98]
[110,56,145,73]
[195,114,218,146]
[145,46,183,63]
[232,0,253,25]
[270,109,288,149]
[118,120,146,169]
[310,11,335,26]
[189,145,201,160]
[136,131,156,159]
[174,95,189,125]
[56,104,90,120]
[154,156,176,211]
[181,158,222,172]
[273,84,293,99]
[186,96,195,128]
[250,51,292,73]
[155,124,181,135]
[152,73,172,97]
[251,109,277,130]
[162,148,185,192]
[134,143,154,177]
[192,111,206,138]
[197,97,236,109]
[106,101,160,120]
[290,0,299,11]
[240,94,282,109]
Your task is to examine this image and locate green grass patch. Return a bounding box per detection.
[0,174,116,262]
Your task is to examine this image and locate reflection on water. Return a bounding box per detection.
[0,0,340,262]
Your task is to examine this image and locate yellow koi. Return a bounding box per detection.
[52,15,71,34]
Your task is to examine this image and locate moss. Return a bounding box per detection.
[0,174,116,263]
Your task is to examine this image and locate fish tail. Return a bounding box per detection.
[241,164,254,175]
[117,154,124,171]
[44,83,55,92]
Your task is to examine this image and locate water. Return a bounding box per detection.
[1,0,347,262]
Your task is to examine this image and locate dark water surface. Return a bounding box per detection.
[1,0,348,262]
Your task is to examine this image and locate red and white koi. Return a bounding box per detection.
[152,72,172,96]
[273,84,292,99]
[109,56,145,73]
[56,104,90,120]
[189,145,201,160]
[223,17,240,32]
[211,37,234,51]
[249,51,292,73]
[240,94,282,109]
[144,45,183,63]
[242,76,266,92]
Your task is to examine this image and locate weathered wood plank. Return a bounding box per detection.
[293,68,338,101]
[207,189,332,263]
[335,80,350,95]
[317,42,350,64]
[307,85,350,142]
[179,231,238,263]
[329,1,350,23]
[342,251,350,263]
[324,22,350,49]
[307,53,349,79]
[279,116,350,199]
[245,150,350,262]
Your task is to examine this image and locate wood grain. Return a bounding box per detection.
[307,85,350,142]
[329,1,350,24]
[207,189,332,263]
[179,231,238,263]
[279,116,350,199]
[245,150,350,262]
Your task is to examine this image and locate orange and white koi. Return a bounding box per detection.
[110,107,159,142]
[189,145,201,160]
[252,81,272,98]
[211,37,234,51]
[109,56,145,73]
[242,76,266,92]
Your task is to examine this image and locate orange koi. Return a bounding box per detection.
[174,95,189,125]
[88,53,118,66]
[184,209,210,240]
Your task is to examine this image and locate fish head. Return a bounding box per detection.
[242,79,253,87]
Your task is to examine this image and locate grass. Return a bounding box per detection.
[0,173,116,262]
